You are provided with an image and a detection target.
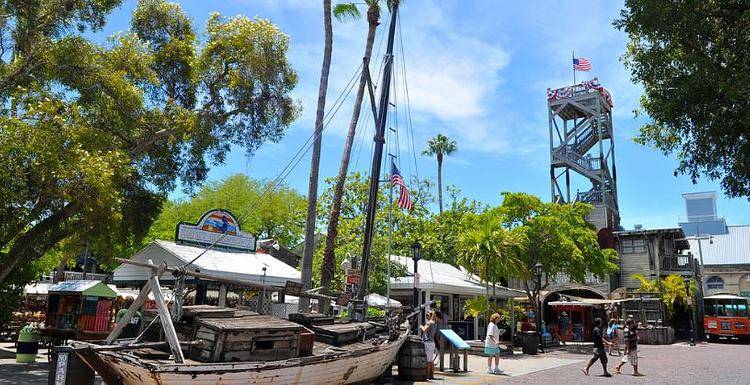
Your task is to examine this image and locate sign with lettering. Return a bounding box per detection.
[176,209,256,251]
[346,269,361,285]
[54,352,69,385]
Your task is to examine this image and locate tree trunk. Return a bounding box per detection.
[0,201,80,284]
[320,5,379,302]
[437,153,443,213]
[299,0,333,313]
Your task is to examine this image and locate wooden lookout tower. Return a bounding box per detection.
[547,78,619,231]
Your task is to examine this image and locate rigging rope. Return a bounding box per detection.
[181,62,363,269]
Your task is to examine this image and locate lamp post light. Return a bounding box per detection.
[411,241,422,334]
[535,262,544,354]
[684,277,696,346]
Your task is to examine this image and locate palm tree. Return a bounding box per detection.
[457,213,525,305]
[422,133,457,213]
[300,0,334,312]
[319,1,383,302]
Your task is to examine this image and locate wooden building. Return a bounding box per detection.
[613,227,693,291]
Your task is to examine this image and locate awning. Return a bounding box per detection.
[48,280,117,298]
[366,293,402,309]
[114,240,301,288]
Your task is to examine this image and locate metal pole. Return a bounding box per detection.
[387,157,394,309]
[413,258,419,335]
[572,51,576,84]
[537,273,544,353]
[356,0,400,302]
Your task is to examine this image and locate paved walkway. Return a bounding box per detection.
[377,348,584,385]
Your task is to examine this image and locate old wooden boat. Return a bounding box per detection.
[73,321,409,385]
[67,257,413,385]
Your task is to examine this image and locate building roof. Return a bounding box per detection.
[687,225,750,266]
[113,240,301,287]
[614,227,690,249]
[48,280,118,298]
[389,256,523,298]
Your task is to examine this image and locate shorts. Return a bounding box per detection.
[484,346,501,356]
[621,350,638,366]
[424,341,436,361]
[590,348,608,365]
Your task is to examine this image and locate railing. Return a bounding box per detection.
[660,255,693,272]
[63,271,108,282]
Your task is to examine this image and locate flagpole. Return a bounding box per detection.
[386,156,395,309]
[572,51,576,84]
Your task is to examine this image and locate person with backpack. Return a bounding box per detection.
[607,318,621,356]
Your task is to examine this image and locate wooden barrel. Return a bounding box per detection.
[397,336,428,381]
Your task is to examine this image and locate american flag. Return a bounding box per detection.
[573,57,592,71]
[390,162,414,210]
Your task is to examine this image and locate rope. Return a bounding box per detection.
[181,62,364,269]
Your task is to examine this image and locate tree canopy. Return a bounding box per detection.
[138,174,306,257]
[615,0,750,198]
[0,0,299,284]
[496,192,619,303]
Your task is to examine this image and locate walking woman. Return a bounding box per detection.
[485,313,504,375]
[420,310,437,379]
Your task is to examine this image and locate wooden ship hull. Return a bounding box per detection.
[74,325,408,385]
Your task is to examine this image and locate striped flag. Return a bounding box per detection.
[390,162,414,210]
[573,57,592,71]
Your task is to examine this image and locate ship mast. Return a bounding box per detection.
[355,0,400,302]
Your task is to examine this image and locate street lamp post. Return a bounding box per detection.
[684,278,696,346]
[412,241,422,335]
[535,262,544,354]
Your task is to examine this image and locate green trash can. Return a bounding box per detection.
[16,325,40,363]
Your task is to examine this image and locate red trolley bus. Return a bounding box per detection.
[703,294,750,341]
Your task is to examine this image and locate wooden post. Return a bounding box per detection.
[149,267,185,363]
[218,284,227,307]
[105,263,166,344]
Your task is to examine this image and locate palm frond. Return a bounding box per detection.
[333,3,362,22]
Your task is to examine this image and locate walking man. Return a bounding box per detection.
[614,319,644,376]
[582,317,613,377]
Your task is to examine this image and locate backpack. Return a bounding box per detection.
[607,325,616,338]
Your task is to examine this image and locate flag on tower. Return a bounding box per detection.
[573,57,592,71]
[390,162,414,210]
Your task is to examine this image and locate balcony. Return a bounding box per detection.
[660,254,694,273]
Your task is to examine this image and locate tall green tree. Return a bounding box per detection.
[457,211,526,301]
[422,133,457,213]
[497,192,619,317]
[300,0,334,312]
[615,1,750,198]
[319,0,383,302]
[0,0,299,283]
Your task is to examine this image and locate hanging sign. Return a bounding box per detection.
[176,209,256,251]
[346,269,361,285]
[414,272,420,289]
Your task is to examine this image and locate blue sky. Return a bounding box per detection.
[97,0,749,229]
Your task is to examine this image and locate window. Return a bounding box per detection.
[621,238,646,254]
[706,276,725,290]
